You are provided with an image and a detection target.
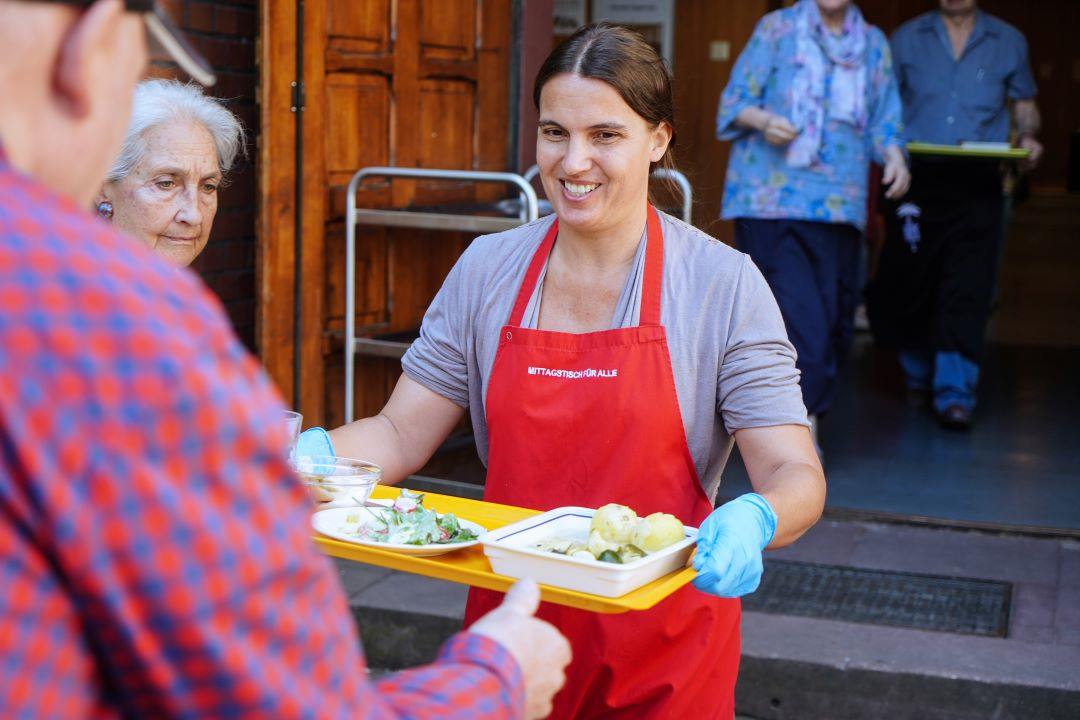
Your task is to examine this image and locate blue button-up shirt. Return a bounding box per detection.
[891,10,1036,144]
[716,7,903,230]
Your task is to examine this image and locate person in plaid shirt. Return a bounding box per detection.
[0,2,570,718]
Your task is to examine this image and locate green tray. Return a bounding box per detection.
[906,142,1030,160]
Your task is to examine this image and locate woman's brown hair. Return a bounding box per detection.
[534,21,677,177]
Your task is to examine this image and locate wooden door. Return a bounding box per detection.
[259,0,513,427]
[672,0,770,244]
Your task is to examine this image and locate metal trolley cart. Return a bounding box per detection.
[344,167,540,423]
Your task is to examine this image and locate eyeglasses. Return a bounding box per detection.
[34,0,215,86]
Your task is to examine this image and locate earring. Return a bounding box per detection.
[97,201,113,220]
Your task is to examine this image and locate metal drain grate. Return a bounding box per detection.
[743,560,1011,637]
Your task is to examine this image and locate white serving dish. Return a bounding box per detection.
[479,506,697,598]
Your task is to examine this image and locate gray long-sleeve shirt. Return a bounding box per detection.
[402,211,808,500]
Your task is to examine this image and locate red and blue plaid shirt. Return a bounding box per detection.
[0,149,522,719]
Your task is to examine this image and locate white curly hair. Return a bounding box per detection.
[105,79,246,183]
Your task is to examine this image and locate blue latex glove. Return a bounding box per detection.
[691,493,777,598]
[296,427,335,458]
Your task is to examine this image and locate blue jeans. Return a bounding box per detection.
[899,349,979,412]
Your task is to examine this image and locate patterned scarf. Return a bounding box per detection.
[787,0,869,168]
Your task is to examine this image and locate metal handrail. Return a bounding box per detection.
[650,168,693,225]
[523,164,541,185]
[519,165,693,224]
[344,167,540,423]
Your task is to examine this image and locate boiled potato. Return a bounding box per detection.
[587,528,622,557]
[631,512,685,553]
[590,503,639,543]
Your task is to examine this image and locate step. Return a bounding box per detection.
[331,517,1080,719]
[738,612,1079,719]
[333,561,465,669]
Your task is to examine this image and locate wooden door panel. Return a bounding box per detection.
[354,227,390,330]
[389,231,471,330]
[418,79,476,169]
[323,222,390,333]
[325,74,392,178]
[420,0,476,60]
[326,180,392,348]
[328,0,390,47]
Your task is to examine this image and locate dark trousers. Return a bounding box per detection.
[736,218,861,416]
[866,158,1003,409]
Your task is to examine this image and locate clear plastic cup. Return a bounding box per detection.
[291,455,382,508]
[283,410,302,458]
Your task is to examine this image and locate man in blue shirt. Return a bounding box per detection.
[866,0,1042,429]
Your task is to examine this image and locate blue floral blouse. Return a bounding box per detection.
[716,7,903,230]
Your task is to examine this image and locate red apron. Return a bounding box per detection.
[463,207,740,719]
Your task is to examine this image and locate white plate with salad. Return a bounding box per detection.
[312,489,486,556]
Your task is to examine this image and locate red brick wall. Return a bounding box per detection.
[149,1,260,351]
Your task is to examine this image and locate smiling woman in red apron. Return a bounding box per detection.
[321,23,826,719]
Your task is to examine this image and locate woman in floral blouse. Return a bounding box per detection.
[717,0,909,449]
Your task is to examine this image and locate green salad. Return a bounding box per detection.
[341,489,478,545]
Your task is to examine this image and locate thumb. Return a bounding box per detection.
[501,578,541,616]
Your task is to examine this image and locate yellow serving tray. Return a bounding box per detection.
[906,141,1030,159]
[314,486,696,614]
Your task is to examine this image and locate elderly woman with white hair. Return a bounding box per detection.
[95,79,245,267]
